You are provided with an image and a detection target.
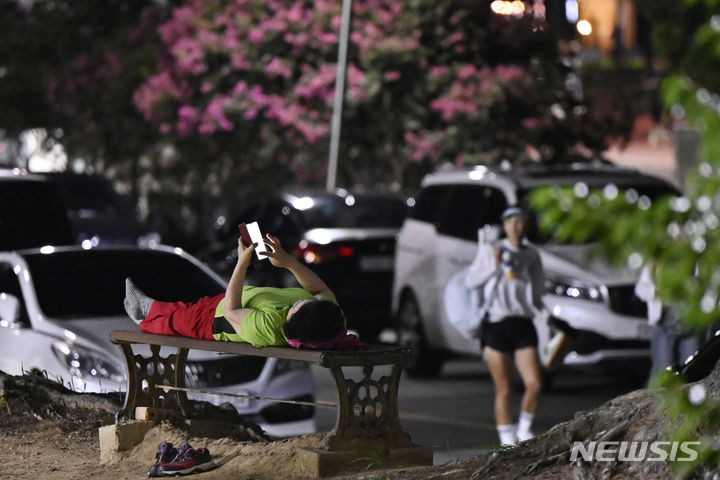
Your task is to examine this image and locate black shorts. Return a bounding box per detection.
[481,316,538,353]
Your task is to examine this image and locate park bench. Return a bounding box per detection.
[106,330,432,476]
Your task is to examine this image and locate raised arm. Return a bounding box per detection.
[262,234,336,301]
[222,238,257,329]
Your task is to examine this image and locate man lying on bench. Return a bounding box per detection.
[124,233,359,350]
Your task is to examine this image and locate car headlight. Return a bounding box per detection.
[51,342,125,384]
[546,278,602,302]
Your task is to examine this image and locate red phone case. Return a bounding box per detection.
[238,223,252,247]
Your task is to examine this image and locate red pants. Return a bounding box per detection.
[139,293,225,340]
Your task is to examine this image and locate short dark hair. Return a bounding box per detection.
[283,300,345,343]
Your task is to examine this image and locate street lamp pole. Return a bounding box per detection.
[326,0,352,192]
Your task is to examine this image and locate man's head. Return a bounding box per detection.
[283,299,346,344]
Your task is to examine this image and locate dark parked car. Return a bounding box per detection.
[0,169,75,250]
[200,189,410,340]
[41,172,159,247]
[0,168,159,250]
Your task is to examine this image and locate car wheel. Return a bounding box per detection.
[397,294,446,377]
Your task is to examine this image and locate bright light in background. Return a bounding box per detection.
[565,0,578,23]
[491,0,526,17]
[39,246,55,254]
[306,229,333,245]
[21,129,69,172]
[577,19,592,36]
[292,196,315,211]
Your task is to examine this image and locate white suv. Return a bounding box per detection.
[392,163,679,377]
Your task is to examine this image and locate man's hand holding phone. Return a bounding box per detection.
[237,222,269,260]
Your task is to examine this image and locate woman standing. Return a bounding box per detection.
[476,206,545,446]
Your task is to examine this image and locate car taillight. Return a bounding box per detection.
[294,241,355,264]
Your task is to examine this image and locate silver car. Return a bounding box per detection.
[0,244,315,437]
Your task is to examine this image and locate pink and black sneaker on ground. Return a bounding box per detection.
[156,441,216,476]
[147,441,178,478]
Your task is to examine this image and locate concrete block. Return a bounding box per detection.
[98,421,155,464]
[296,446,433,478]
[135,406,179,421]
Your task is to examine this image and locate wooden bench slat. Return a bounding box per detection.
[110,330,326,363]
[110,330,411,367]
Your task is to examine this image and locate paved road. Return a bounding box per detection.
[311,357,647,463]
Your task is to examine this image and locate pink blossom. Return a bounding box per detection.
[262,17,287,32]
[287,3,305,23]
[346,63,365,86]
[199,96,234,133]
[265,58,292,78]
[177,105,200,137]
[295,121,329,143]
[133,72,186,121]
[384,70,401,81]
[201,82,214,93]
[522,118,541,130]
[231,80,248,96]
[456,64,476,80]
[430,97,477,121]
[248,28,264,43]
[429,66,448,79]
[248,85,268,104]
[231,53,251,70]
[444,32,465,46]
[171,38,206,74]
[318,32,337,45]
[404,130,439,162]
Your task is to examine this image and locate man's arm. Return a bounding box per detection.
[263,234,336,301]
[222,239,257,332]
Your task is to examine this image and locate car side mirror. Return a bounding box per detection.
[0,293,21,326]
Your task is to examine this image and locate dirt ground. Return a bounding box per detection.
[0,373,495,480]
[0,400,495,480]
[0,370,671,480]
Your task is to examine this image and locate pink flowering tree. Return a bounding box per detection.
[0,0,620,248]
[134,0,609,193]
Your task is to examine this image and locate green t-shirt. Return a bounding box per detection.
[212,286,314,347]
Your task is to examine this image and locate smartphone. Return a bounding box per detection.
[238,221,269,260]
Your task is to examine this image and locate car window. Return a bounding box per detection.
[50,175,128,216]
[23,250,224,319]
[0,181,75,249]
[436,185,508,241]
[293,194,407,229]
[408,185,453,224]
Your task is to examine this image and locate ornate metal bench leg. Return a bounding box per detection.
[325,358,412,453]
[114,343,195,422]
[116,343,138,423]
